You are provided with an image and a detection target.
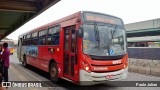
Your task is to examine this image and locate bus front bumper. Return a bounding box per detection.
[79,67,128,85]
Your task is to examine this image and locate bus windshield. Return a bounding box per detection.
[83,24,126,56]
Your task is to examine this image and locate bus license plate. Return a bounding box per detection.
[106,75,114,79]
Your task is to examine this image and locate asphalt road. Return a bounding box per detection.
[6,53,160,90]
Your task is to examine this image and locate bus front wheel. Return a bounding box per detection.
[49,63,58,83]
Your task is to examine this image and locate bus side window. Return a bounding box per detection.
[53,33,59,45]
[47,25,60,45]
[38,30,47,45]
[31,32,38,45]
[38,38,46,45]
[26,34,31,45]
[47,27,53,45]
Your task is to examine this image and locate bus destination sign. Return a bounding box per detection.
[84,12,123,25]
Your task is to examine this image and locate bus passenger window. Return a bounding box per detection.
[47,25,60,45]
[38,30,47,45]
[31,39,38,45]
[38,38,46,45]
[47,37,52,45]
[26,40,30,45]
[31,32,38,45]
[25,34,31,45]
[53,34,59,45]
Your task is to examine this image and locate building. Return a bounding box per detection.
[125,18,160,47]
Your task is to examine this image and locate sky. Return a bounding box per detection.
[7,0,160,40]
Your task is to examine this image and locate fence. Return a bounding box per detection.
[128,47,160,76]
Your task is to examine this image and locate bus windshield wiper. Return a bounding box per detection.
[111,25,117,39]
[94,23,100,41]
[108,25,117,55]
[94,23,100,48]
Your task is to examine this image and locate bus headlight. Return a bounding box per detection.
[82,61,91,72]
[85,66,89,71]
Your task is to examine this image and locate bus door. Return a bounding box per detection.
[18,38,23,61]
[64,25,78,81]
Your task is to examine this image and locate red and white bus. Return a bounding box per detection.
[17,11,128,85]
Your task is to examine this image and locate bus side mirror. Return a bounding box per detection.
[78,26,83,38]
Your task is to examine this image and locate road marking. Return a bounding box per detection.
[12,63,50,87]
[10,64,40,90]
[14,64,41,81]
[10,65,28,81]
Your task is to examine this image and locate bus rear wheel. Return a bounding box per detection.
[49,63,58,83]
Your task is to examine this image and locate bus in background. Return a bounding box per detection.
[0,40,15,54]
[17,11,128,85]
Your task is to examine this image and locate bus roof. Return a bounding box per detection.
[20,11,81,36]
[19,11,123,36]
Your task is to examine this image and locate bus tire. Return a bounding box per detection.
[49,63,58,83]
[23,55,28,67]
